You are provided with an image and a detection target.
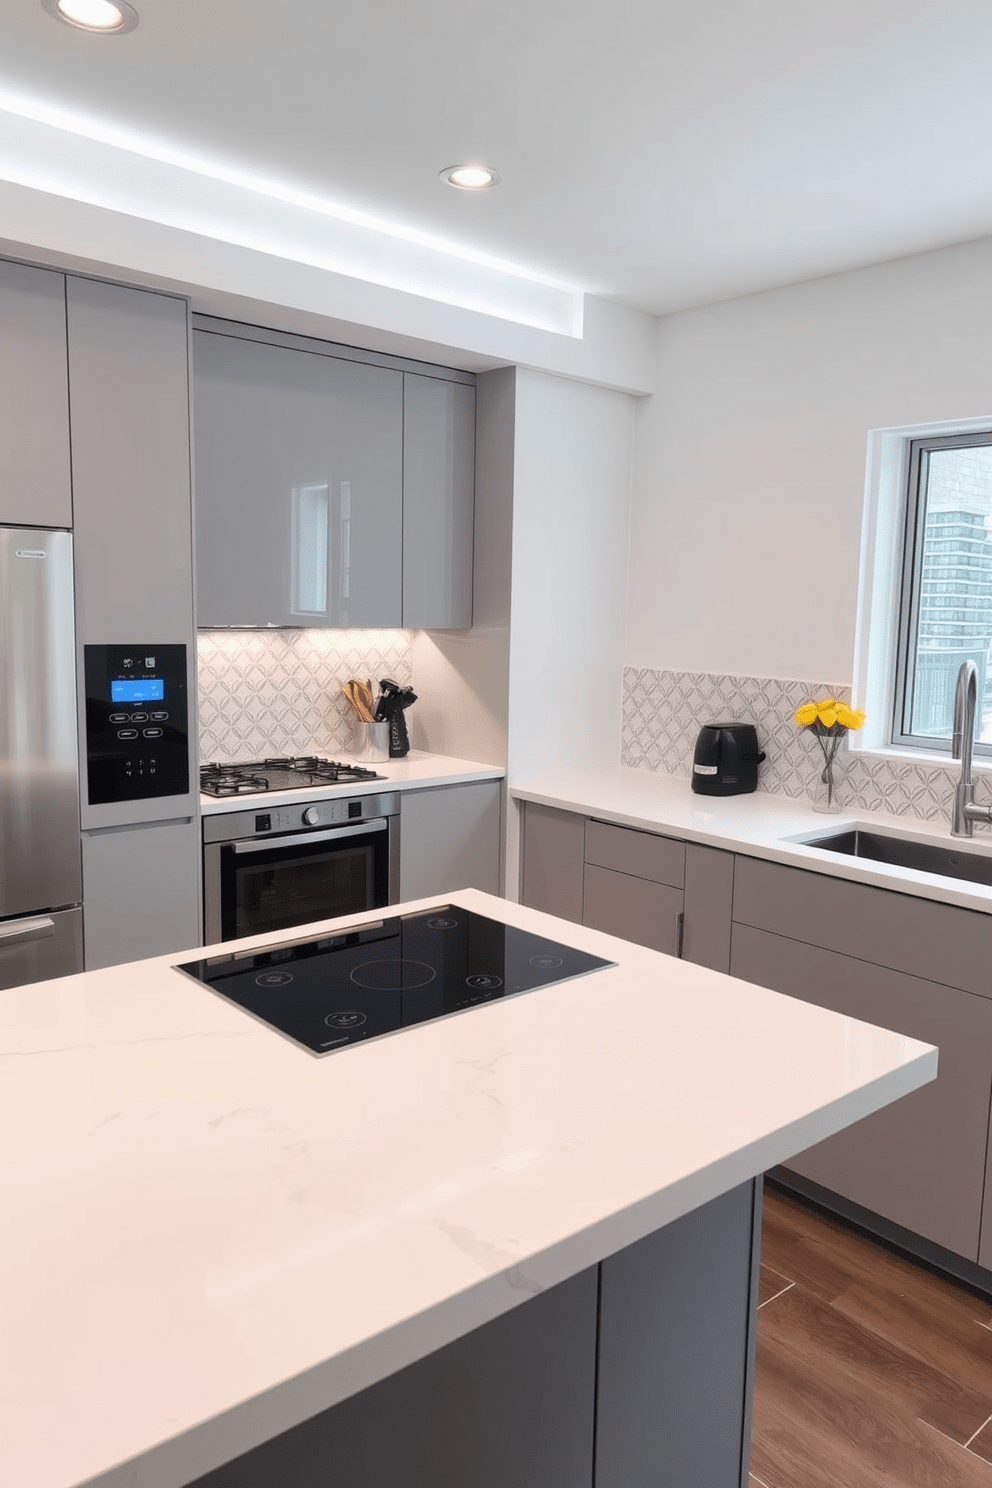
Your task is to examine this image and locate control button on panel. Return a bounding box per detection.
[149,711,169,721]
[303,806,322,826]
[348,801,363,818]
[117,728,138,740]
[143,727,163,738]
[255,814,272,833]
[131,712,148,723]
[109,712,129,723]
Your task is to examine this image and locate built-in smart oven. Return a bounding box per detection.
[202,793,400,945]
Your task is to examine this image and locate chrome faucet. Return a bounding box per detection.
[951,660,992,836]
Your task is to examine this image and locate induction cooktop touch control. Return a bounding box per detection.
[176,904,615,1056]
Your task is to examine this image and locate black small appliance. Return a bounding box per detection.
[691,722,765,796]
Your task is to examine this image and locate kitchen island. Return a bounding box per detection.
[0,889,935,1488]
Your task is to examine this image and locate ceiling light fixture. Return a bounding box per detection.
[440,164,500,192]
[42,0,138,33]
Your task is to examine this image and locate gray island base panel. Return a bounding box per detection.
[188,1182,761,1488]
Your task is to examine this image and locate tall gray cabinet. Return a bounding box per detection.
[0,259,72,529]
[67,277,200,968]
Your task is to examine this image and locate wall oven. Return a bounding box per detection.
[203,793,400,945]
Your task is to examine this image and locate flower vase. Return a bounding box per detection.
[811,733,847,814]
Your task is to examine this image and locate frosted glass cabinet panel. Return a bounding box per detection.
[193,330,403,627]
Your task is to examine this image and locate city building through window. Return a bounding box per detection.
[894,434,992,750]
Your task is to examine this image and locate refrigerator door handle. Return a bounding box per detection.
[0,915,56,946]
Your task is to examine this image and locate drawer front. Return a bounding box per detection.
[732,855,992,998]
[585,820,685,888]
[583,864,683,956]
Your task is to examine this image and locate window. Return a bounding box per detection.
[893,433,992,752]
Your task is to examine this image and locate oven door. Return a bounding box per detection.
[205,819,391,944]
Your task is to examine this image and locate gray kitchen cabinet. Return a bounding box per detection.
[193,328,404,628]
[66,276,200,959]
[82,820,201,969]
[0,259,72,528]
[583,865,684,956]
[583,819,685,956]
[403,373,475,628]
[399,780,501,901]
[520,806,733,967]
[683,842,735,973]
[731,922,992,1260]
[520,801,585,924]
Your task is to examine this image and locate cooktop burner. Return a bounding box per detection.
[200,756,384,796]
[176,905,614,1055]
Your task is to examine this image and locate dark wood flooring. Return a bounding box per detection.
[751,1183,992,1487]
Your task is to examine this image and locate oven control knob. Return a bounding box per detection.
[303,806,321,826]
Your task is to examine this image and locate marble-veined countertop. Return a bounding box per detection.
[0,888,934,1488]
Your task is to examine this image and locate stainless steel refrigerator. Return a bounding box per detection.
[0,527,83,989]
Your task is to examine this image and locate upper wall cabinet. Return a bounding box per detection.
[192,325,476,630]
[0,259,72,529]
[193,329,403,628]
[403,373,475,629]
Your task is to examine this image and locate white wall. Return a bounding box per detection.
[412,367,515,766]
[508,369,635,778]
[627,236,992,684]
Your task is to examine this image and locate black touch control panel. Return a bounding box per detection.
[84,643,190,804]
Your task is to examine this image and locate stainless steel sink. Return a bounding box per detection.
[800,828,992,888]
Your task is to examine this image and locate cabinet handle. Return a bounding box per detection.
[0,915,55,947]
[675,910,684,958]
[232,819,388,854]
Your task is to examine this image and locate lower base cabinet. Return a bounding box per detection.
[188,1180,760,1488]
[519,798,992,1272]
[731,924,992,1260]
[399,781,501,902]
[82,819,201,969]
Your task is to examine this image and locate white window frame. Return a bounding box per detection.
[852,415,992,764]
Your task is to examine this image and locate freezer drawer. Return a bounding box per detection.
[0,907,83,991]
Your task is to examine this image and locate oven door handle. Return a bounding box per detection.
[231,818,388,854]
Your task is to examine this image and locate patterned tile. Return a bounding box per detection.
[621,667,983,824]
[197,629,413,762]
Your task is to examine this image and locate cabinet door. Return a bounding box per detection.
[520,802,585,924]
[0,259,71,528]
[82,820,200,969]
[403,373,475,628]
[399,781,501,901]
[682,843,734,973]
[730,923,992,1261]
[193,330,403,627]
[583,864,683,956]
[67,277,198,830]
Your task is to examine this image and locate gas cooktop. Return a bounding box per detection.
[200,756,383,797]
[176,904,614,1055]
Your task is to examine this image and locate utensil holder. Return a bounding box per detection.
[352,721,390,763]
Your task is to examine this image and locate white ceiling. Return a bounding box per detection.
[3,0,992,316]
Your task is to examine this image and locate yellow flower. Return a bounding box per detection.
[835,704,867,731]
[818,706,838,728]
[794,702,818,727]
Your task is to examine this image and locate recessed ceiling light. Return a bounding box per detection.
[440,165,500,192]
[42,0,138,33]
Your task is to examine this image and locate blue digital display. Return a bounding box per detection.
[111,678,164,703]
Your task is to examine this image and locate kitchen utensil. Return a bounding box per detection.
[343,678,376,723]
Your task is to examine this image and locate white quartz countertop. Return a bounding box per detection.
[0,889,935,1488]
[512,765,992,914]
[200,750,504,815]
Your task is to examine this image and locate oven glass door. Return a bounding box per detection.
[219,826,389,941]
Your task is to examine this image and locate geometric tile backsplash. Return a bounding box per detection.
[197,629,413,763]
[621,666,983,823]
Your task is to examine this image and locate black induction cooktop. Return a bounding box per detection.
[176,905,615,1056]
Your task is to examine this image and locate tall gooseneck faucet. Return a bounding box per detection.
[951,659,992,836]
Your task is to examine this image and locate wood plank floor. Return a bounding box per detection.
[751,1183,992,1487]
